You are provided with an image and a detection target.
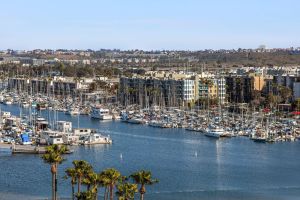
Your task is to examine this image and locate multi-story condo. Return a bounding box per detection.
[119,75,185,108]
[8,77,93,96]
[119,71,227,108]
[183,80,195,102]
[225,75,254,103]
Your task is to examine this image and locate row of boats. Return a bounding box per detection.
[0,110,112,147]
[119,108,300,141]
[1,92,300,142]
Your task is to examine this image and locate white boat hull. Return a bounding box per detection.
[205,132,221,138]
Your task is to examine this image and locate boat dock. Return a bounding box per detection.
[0,143,73,154]
[11,144,47,154]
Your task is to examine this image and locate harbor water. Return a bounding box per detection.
[0,104,300,200]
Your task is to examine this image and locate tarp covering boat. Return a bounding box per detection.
[291,111,300,115]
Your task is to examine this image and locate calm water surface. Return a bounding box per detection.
[0,104,300,200]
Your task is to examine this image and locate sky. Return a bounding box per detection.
[1,0,300,50]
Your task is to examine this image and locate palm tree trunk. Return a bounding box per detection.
[104,186,108,200]
[52,172,55,200]
[95,187,98,200]
[140,185,145,200]
[109,185,113,200]
[78,176,81,193]
[55,163,58,200]
[104,186,107,200]
[72,184,75,200]
[54,172,57,200]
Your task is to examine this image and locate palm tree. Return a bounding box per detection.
[130,170,158,200]
[76,190,95,200]
[98,172,109,200]
[99,168,121,200]
[72,160,93,193]
[83,171,100,200]
[65,168,77,200]
[279,85,292,103]
[116,182,138,200]
[42,144,68,200]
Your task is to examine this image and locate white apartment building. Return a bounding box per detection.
[183,80,195,101]
[215,77,226,104]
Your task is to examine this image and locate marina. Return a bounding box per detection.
[0,90,299,147]
[0,103,300,200]
[0,90,299,198]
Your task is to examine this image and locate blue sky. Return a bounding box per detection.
[1,0,300,50]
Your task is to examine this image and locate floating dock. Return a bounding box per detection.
[0,143,73,154]
[11,145,47,154]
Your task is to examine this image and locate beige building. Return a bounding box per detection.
[249,74,265,91]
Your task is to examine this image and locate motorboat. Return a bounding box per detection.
[148,120,170,128]
[128,117,146,124]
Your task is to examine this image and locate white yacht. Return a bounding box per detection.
[80,132,112,145]
[204,125,225,138]
[91,108,112,120]
[149,120,170,128]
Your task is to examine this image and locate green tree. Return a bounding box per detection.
[42,144,67,200]
[279,86,292,103]
[76,190,95,200]
[89,82,97,92]
[130,170,158,200]
[265,93,281,109]
[83,171,100,200]
[292,98,300,111]
[116,183,138,200]
[65,168,77,200]
[99,168,121,200]
[72,160,93,193]
[55,63,66,75]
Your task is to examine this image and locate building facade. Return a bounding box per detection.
[119,71,226,108]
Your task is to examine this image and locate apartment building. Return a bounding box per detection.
[7,77,92,95]
[119,71,226,108]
